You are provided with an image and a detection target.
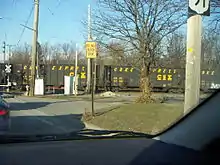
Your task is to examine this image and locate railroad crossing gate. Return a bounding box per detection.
[86,41,97,59]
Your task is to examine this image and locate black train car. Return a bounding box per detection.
[200,66,220,92]
[10,63,220,93]
[150,68,185,92]
[45,64,107,91]
[105,66,185,92]
[45,64,87,90]
[20,64,45,89]
[104,65,138,91]
[20,64,88,91]
[104,66,220,93]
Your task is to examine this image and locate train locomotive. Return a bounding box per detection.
[0,63,219,93]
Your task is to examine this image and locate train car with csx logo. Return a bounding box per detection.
[108,66,220,93]
[103,66,185,92]
[20,64,87,90]
[3,63,220,93]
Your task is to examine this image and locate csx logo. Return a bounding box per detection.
[156,75,173,81]
[69,72,86,79]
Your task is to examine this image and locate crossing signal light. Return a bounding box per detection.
[2,41,5,54]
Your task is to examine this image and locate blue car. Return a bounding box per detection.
[0,96,10,133]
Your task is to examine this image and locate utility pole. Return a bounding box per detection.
[29,0,39,96]
[184,0,210,114]
[184,15,202,114]
[86,4,92,94]
[74,43,78,96]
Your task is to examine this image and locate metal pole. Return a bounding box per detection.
[6,76,9,92]
[184,14,202,114]
[6,45,11,93]
[94,58,96,93]
[2,41,6,91]
[74,43,78,96]
[29,0,39,96]
[3,41,5,64]
[8,45,12,63]
[91,58,95,116]
[86,4,92,94]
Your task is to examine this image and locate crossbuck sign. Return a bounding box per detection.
[189,0,210,15]
[5,64,11,73]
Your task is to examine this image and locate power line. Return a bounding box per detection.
[17,5,34,46]
[55,0,62,8]
[12,0,17,6]
[47,0,66,16]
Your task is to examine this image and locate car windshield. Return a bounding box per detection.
[0,0,219,138]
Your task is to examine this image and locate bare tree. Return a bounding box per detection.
[209,0,220,33]
[10,43,31,64]
[201,28,220,67]
[37,42,44,64]
[9,42,86,65]
[106,41,127,65]
[61,43,70,61]
[40,42,50,64]
[50,44,62,64]
[89,0,186,102]
[165,32,186,68]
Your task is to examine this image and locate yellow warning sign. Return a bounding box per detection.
[86,41,97,59]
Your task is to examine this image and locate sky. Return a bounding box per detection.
[0,0,219,62]
[0,0,97,52]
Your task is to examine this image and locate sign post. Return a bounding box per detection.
[184,0,210,114]
[86,41,97,116]
[5,64,11,92]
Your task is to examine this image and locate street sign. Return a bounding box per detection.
[5,64,11,73]
[86,41,97,59]
[189,0,210,16]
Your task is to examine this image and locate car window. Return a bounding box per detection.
[1,0,219,139]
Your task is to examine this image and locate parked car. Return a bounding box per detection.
[0,96,10,133]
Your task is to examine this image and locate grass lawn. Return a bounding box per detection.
[86,103,184,135]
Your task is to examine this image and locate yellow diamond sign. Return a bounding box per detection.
[86,41,97,59]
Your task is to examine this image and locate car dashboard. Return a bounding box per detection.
[0,137,212,165]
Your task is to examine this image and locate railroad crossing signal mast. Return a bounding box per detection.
[5,64,11,92]
[2,41,5,63]
[86,41,97,116]
[184,0,210,114]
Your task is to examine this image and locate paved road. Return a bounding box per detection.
[6,96,124,135]
[6,92,212,135]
